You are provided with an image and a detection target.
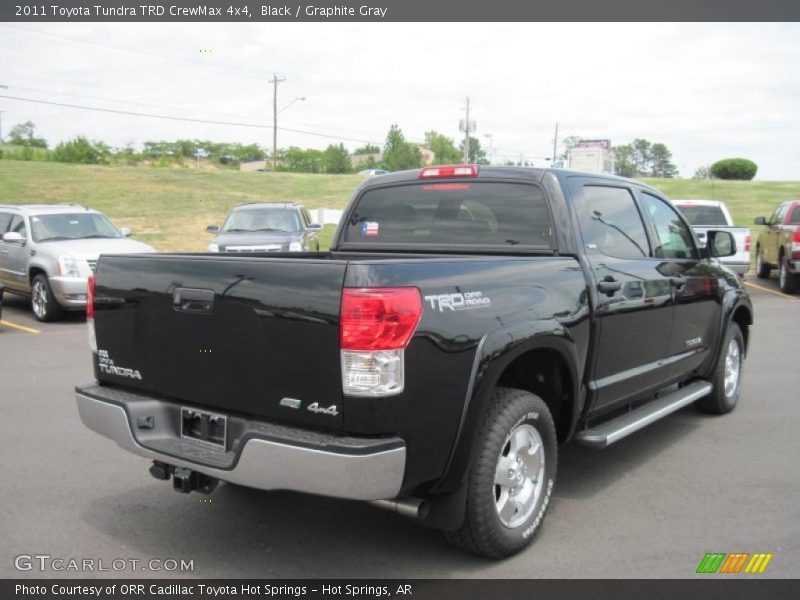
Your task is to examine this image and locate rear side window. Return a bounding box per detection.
[675,204,728,226]
[574,186,650,259]
[789,206,800,225]
[8,215,27,238]
[343,182,553,248]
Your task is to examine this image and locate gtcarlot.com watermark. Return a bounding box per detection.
[14,554,194,573]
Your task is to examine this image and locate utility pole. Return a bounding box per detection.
[463,97,471,163]
[459,97,475,163]
[552,122,559,163]
[270,73,286,170]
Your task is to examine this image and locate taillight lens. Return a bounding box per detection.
[744,234,751,252]
[340,288,422,397]
[86,273,95,319]
[87,274,97,353]
[792,230,800,259]
[341,288,422,351]
[419,164,478,179]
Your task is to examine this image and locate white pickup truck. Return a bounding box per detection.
[672,199,750,277]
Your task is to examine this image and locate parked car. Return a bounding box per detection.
[358,169,390,176]
[0,204,155,321]
[76,166,751,559]
[206,202,321,253]
[754,200,800,293]
[672,199,750,277]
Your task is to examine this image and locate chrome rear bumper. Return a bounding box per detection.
[75,384,405,501]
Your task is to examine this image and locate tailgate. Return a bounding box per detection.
[93,254,347,428]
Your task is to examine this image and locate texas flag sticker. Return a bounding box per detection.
[361,221,380,237]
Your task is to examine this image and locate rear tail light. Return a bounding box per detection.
[744,234,751,252]
[87,273,97,353]
[340,287,422,397]
[419,164,478,179]
[792,230,800,260]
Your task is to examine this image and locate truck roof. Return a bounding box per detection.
[0,203,97,215]
[359,165,654,192]
[232,202,303,211]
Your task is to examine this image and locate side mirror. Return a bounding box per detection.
[206,225,219,233]
[2,232,25,244]
[707,230,736,258]
[754,216,766,225]
[306,223,322,232]
[119,227,132,237]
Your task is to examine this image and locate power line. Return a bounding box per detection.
[0,94,382,145]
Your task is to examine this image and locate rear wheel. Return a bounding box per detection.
[778,255,799,294]
[445,387,557,558]
[697,324,744,414]
[31,274,63,322]
[755,246,771,279]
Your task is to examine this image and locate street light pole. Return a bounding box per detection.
[270,73,286,171]
[484,133,493,165]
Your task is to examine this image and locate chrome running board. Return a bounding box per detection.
[575,380,713,449]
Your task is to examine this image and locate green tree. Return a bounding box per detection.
[613,144,636,177]
[559,135,581,162]
[631,139,652,176]
[8,121,48,148]
[710,158,757,180]
[382,125,423,171]
[424,130,461,165]
[323,143,351,173]
[353,144,380,155]
[279,146,324,173]
[50,137,108,164]
[649,143,678,178]
[459,135,487,164]
[693,165,711,180]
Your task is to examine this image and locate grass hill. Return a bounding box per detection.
[1,160,797,251]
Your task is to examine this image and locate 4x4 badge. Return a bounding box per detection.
[307,402,338,417]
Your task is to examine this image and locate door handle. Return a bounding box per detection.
[597,276,621,296]
[173,287,215,314]
[670,276,686,290]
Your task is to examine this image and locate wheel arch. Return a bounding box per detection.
[430,322,581,495]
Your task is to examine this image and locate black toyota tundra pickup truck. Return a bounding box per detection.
[76,166,753,558]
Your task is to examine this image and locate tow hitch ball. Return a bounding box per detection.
[149,461,218,494]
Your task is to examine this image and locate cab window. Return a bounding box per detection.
[574,186,650,259]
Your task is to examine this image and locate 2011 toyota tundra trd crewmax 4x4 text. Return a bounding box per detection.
[75,166,753,558]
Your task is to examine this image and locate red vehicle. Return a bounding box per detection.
[754,201,800,293]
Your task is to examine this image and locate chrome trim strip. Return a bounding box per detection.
[588,349,703,391]
[76,393,405,501]
[575,380,713,448]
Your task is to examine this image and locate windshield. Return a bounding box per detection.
[222,208,302,233]
[674,204,728,226]
[31,213,122,243]
[343,182,553,248]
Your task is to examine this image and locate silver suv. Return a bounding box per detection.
[0,204,155,321]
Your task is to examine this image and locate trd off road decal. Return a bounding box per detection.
[424,291,492,312]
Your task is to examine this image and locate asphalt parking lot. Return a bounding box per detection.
[0,278,798,579]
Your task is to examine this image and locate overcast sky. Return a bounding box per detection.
[1,22,798,179]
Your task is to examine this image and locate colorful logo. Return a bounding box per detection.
[696,552,773,574]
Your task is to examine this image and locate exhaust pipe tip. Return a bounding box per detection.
[369,497,429,519]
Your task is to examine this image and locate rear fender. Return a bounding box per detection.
[429,320,581,494]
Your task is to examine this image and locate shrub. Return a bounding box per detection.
[710,158,757,180]
[51,137,109,164]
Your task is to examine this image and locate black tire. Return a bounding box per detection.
[697,324,745,415]
[755,246,771,279]
[778,256,799,294]
[445,387,557,559]
[31,274,63,322]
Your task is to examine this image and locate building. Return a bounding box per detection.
[567,139,615,175]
